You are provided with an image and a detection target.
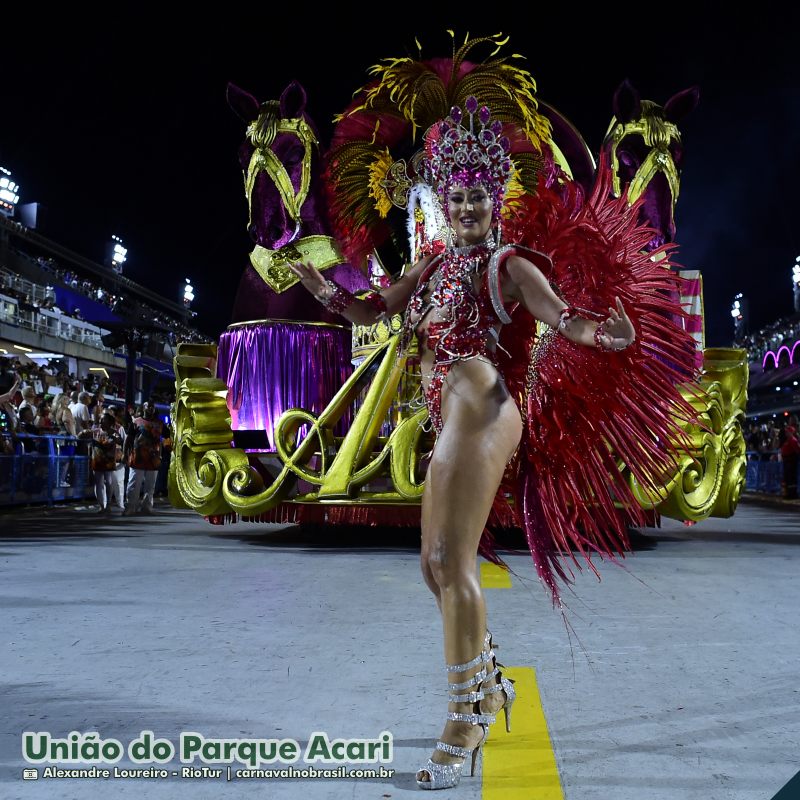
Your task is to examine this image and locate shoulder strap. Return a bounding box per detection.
[485,245,524,323]
[416,254,442,287]
[486,244,556,322]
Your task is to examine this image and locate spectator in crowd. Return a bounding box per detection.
[34,400,55,432]
[104,405,127,512]
[124,401,163,515]
[52,393,77,487]
[0,372,21,446]
[90,413,123,513]
[53,393,76,437]
[16,406,40,452]
[69,391,93,432]
[781,425,800,500]
[154,419,173,497]
[18,386,37,417]
[17,405,38,435]
[0,371,21,408]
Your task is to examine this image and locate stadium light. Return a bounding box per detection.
[731,293,747,345]
[107,235,127,273]
[0,167,20,216]
[183,278,195,307]
[793,258,800,312]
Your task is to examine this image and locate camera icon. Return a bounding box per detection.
[23,768,38,780]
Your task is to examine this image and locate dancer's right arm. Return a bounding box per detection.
[287,255,436,325]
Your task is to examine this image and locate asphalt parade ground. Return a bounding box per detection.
[0,499,798,800]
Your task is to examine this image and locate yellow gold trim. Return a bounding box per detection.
[244,111,318,231]
[227,318,350,330]
[604,100,681,210]
[548,140,574,180]
[249,235,345,293]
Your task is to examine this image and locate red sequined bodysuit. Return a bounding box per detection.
[401,242,518,434]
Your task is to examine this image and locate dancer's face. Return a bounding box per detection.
[447,184,493,246]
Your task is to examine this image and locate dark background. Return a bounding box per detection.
[2,7,798,345]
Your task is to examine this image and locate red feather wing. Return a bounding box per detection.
[490,163,703,609]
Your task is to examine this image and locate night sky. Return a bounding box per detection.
[2,9,799,346]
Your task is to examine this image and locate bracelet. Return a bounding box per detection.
[593,323,608,349]
[315,280,355,314]
[594,322,634,351]
[362,291,388,319]
[558,306,578,331]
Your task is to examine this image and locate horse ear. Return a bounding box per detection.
[613,79,641,123]
[227,83,260,122]
[280,81,307,119]
[663,86,700,122]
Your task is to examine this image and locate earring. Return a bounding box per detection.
[492,220,502,247]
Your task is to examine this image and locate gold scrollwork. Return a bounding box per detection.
[381,159,413,209]
[641,348,748,522]
[169,344,258,517]
[170,331,748,527]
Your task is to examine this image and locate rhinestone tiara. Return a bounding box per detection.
[422,96,512,216]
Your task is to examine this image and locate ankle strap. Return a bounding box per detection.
[448,666,487,691]
[445,648,494,674]
[449,689,485,703]
[482,665,500,684]
[435,740,474,758]
[447,710,496,725]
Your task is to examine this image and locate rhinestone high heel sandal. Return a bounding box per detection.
[480,630,517,733]
[416,648,496,790]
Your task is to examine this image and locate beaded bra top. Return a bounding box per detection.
[400,240,519,435]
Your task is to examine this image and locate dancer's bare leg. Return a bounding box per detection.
[420,473,442,611]
[417,359,522,780]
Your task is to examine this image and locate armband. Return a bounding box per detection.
[316,280,355,314]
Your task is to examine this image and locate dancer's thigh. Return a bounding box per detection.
[421,359,522,564]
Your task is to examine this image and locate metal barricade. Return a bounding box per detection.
[744,450,798,495]
[0,434,93,506]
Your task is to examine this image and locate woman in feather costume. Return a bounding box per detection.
[288,34,699,790]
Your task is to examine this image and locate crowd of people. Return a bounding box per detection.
[744,417,799,456]
[0,355,123,399]
[0,367,173,512]
[3,250,211,345]
[741,316,800,365]
[744,417,800,499]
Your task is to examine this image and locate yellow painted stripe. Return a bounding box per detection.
[483,667,564,799]
[480,562,512,589]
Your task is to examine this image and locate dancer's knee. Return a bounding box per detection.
[419,553,441,597]
[425,543,478,591]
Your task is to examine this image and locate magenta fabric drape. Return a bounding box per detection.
[217,322,354,450]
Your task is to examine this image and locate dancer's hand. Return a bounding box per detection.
[287,260,332,301]
[597,297,635,350]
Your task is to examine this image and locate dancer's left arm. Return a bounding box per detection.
[504,255,635,350]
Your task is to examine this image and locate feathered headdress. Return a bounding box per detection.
[324,32,553,271]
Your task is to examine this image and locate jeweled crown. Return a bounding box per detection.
[422,97,512,216]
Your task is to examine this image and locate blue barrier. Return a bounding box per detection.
[744,450,799,496]
[0,434,94,507]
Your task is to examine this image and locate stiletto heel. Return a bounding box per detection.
[416,647,495,790]
[502,686,515,732]
[481,630,517,733]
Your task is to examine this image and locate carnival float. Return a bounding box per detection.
[169,34,747,544]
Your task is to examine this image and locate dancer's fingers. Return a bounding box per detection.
[306,262,327,284]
